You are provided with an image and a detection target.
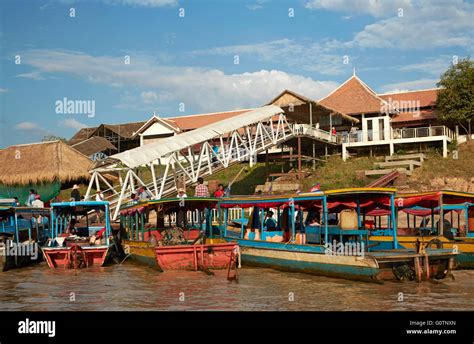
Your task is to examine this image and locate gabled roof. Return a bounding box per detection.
[319,75,390,115]
[71,136,117,156]
[267,89,359,123]
[133,115,181,137]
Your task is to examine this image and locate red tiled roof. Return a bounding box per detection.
[391,109,438,123]
[319,76,388,115]
[379,89,438,108]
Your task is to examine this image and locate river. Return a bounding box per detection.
[1,263,473,311]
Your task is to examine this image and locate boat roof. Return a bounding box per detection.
[119,197,220,214]
[0,206,50,215]
[220,193,325,208]
[322,187,397,197]
[51,201,110,208]
[396,190,474,208]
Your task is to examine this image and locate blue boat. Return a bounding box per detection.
[220,188,457,282]
[42,201,115,269]
[0,198,50,271]
[370,190,474,269]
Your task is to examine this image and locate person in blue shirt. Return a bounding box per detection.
[265,210,277,231]
[25,189,36,206]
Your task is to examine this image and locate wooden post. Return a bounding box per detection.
[423,254,430,280]
[414,256,422,282]
[298,137,302,179]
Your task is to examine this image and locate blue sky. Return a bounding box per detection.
[0,0,473,147]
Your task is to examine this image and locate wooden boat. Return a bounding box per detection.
[119,197,239,272]
[220,188,457,282]
[369,190,474,269]
[42,201,113,269]
[0,199,50,271]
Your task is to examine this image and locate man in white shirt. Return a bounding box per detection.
[31,195,44,208]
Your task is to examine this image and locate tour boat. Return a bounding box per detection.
[369,190,474,269]
[42,201,113,269]
[119,197,239,273]
[0,199,50,271]
[220,188,457,282]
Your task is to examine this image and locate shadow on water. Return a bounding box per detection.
[0,262,473,311]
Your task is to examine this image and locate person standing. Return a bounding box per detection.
[71,185,81,202]
[25,189,36,206]
[213,184,225,198]
[32,195,44,208]
[194,177,209,197]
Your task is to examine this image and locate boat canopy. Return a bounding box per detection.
[396,190,474,208]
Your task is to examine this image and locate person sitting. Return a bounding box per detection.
[177,188,187,198]
[307,217,320,226]
[265,211,277,231]
[137,187,152,201]
[67,218,77,235]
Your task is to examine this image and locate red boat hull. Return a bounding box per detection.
[155,243,237,271]
[42,246,109,269]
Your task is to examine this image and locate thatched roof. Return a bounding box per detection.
[71,136,117,157]
[0,141,93,185]
[68,127,98,145]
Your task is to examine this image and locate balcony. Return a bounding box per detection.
[342,125,455,145]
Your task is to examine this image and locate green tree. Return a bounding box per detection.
[41,135,67,142]
[437,58,474,139]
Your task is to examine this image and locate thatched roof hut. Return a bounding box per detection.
[0,140,92,185]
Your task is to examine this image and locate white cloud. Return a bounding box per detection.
[0,88,8,93]
[380,79,439,93]
[246,0,269,11]
[306,0,474,50]
[19,49,339,112]
[192,39,351,76]
[59,118,87,130]
[15,71,45,80]
[305,0,413,17]
[141,90,159,104]
[103,0,178,7]
[398,56,455,76]
[15,121,42,130]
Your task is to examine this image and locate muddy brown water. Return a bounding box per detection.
[0,262,473,311]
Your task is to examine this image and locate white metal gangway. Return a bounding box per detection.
[85,105,338,220]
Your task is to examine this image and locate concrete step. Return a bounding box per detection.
[375,159,422,171]
[385,153,427,162]
[365,168,412,177]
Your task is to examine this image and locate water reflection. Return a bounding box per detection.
[0,262,473,311]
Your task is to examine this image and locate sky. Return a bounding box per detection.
[0,0,473,147]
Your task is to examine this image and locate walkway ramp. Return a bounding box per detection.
[86,106,338,219]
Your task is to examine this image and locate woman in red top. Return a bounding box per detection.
[213,184,225,198]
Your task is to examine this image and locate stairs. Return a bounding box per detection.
[364,153,427,186]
